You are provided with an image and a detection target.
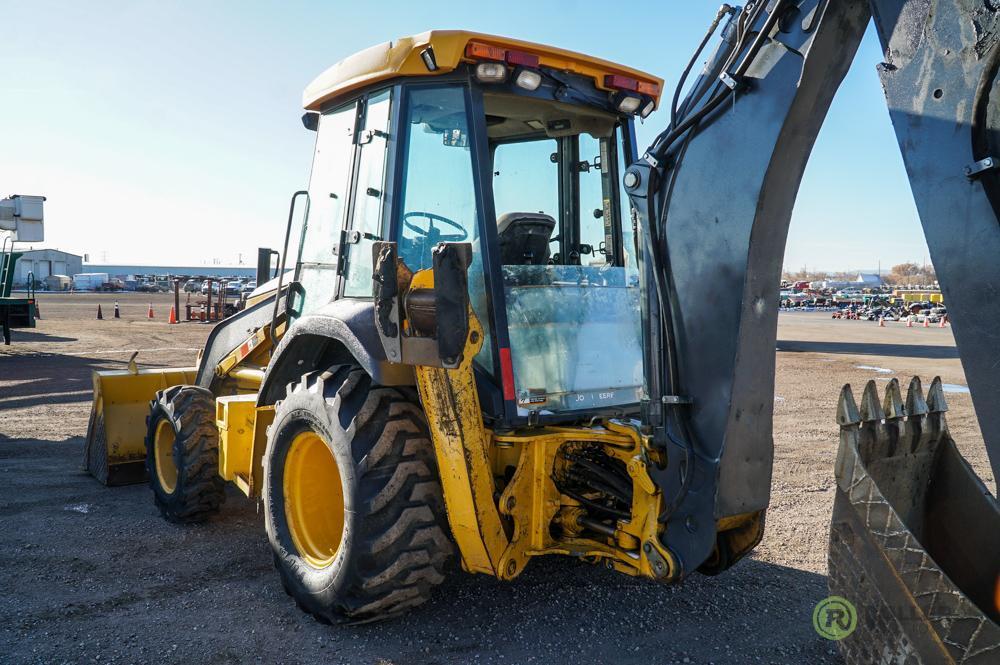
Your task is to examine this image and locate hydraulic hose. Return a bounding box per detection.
[641,1,791,521]
[671,4,737,130]
[649,0,788,162]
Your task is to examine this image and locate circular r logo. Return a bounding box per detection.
[813,596,858,640]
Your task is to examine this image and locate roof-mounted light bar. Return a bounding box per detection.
[464,40,660,116]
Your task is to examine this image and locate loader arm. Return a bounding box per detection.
[627,0,1000,574]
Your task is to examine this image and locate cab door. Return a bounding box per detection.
[340,89,392,297]
[294,100,358,316]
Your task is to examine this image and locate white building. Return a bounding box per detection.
[13,249,83,286]
[854,273,884,287]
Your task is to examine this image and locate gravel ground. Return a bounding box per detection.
[0,294,994,664]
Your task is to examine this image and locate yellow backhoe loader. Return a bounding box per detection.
[84,3,998,660]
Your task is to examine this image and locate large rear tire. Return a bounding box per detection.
[145,385,225,523]
[263,366,453,623]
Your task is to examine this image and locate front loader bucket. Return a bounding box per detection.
[829,377,999,664]
[84,367,197,485]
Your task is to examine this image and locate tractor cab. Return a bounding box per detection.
[290,31,663,427]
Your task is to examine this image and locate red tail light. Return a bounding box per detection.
[499,347,516,401]
[605,74,639,92]
[505,50,539,68]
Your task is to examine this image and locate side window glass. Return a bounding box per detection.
[493,138,559,263]
[343,90,392,297]
[295,102,356,315]
[397,85,493,372]
[616,128,638,276]
[578,133,612,266]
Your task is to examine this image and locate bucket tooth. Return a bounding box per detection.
[835,384,861,490]
[836,384,860,427]
[904,377,936,454]
[882,378,905,421]
[926,376,948,413]
[858,380,892,459]
[925,376,950,440]
[904,376,928,417]
[859,380,885,422]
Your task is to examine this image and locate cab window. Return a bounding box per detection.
[483,93,641,415]
[396,84,493,371]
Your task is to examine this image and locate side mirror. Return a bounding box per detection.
[301,112,319,132]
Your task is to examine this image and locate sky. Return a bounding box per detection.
[0,1,929,272]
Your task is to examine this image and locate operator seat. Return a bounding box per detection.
[497,212,556,265]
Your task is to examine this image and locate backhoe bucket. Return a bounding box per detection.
[84,367,197,485]
[829,377,999,664]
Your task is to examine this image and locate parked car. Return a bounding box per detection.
[201,281,222,295]
[184,280,202,293]
[241,281,257,295]
[225,280,243,297]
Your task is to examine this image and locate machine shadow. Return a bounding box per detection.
[7,331,78,343]
[776,339,958,359]
[0,353,123,409]
[348,554,833,662]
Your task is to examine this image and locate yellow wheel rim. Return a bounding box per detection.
[153,419,178,494]
[283,430,345,569]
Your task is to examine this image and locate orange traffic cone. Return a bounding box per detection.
[878,317,885,327]
[114,301,120,319]
[168,305,177,324]
[906,317,913,328]
[97,304,104,320]
[923,318,929,328]
[147,303,154,319]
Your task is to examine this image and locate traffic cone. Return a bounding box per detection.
[168,305,177,324]
[33,303,40,320]
[97,304,103,320]
[923,318,929,328]
[878,317,885,327]
[114,301,120,319]
[147,303,154,319]
[939,316,946,327]
[906,317,913,328]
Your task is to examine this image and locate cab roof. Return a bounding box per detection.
[303,29,663,112]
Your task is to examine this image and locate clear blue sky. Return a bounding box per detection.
[0,1,928,271]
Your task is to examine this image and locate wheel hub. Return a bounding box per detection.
[283,430,345,569]
[153,419,178,494]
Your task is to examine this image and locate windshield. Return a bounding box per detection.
[503,265,642,415]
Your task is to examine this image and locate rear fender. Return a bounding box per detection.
[257,299,413,407]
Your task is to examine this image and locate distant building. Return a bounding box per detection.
[854,273,884,287]
[12,249,83,286]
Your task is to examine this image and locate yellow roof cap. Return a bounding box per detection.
[303,30,663,111]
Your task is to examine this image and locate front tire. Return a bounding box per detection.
[145,385,226,523]
[263,366,453,623]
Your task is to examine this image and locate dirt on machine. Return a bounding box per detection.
[83,3,997,659]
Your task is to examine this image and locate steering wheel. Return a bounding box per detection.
[402,211,469,243]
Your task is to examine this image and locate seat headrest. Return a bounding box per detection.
[496,212,556,235]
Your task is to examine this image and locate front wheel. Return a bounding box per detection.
[263,366,453,623]
[145,385,226,523]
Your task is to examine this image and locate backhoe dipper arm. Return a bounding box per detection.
[629,0,1000,578]
[869,0,1000,489]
